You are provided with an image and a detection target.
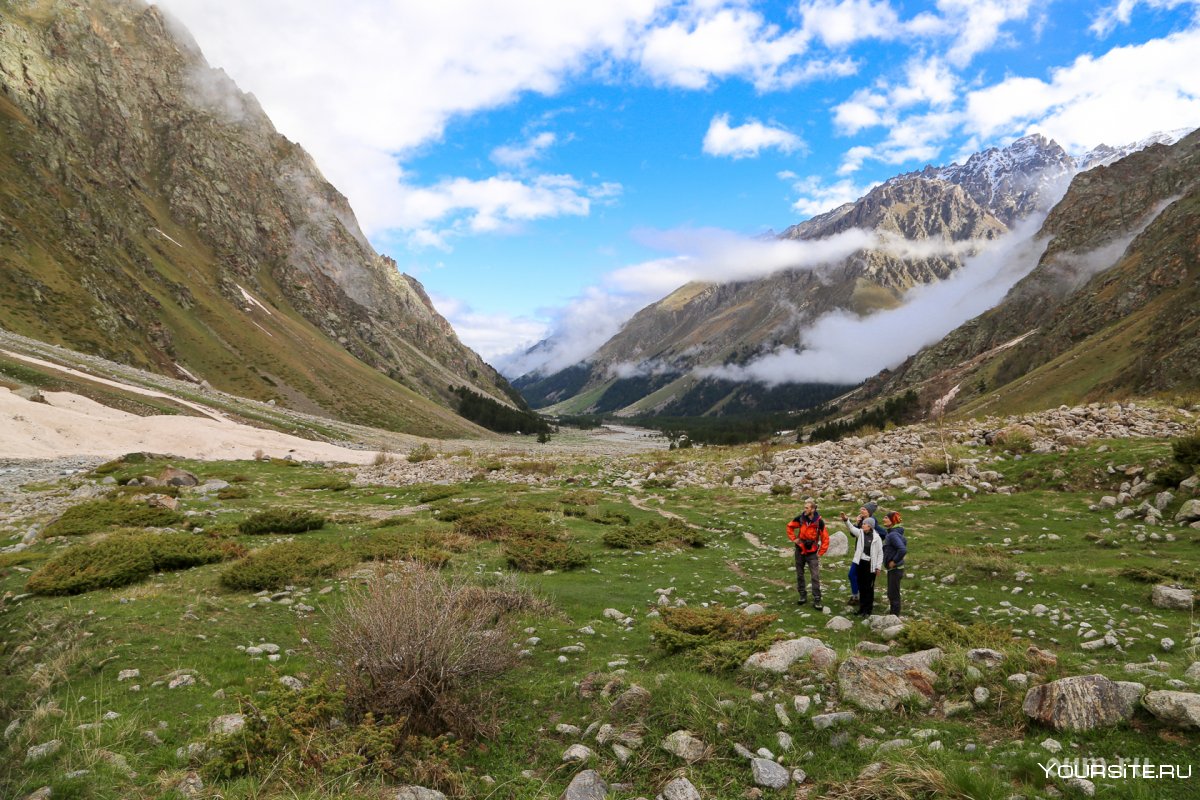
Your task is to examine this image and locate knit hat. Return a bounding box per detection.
[864,501,879,516]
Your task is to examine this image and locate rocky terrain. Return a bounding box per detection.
[0,0,515,436]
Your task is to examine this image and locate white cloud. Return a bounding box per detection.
[837,145,874,174]
[491,131,559,169]
[704,213,1052,385]
[430,295,549,362]
[936,0,1034,68]
[788,175,878,217]
[963,27,1200,149]
[799,0,902,47]
[832,57,958,135]
[1091,0,1200,37]
[702,114,803,158]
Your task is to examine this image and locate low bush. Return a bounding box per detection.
[897,614,1015,653]
[650,605,780,673]
[602,518,708,549]
[43,499,185,537]
[318,568,519,737]
[1173,432,1200,468]
[418,486,458,503]
[302,477,352,492]
[560,490,599,506]
[503,532,589,572]
[643,477,675,489]
[453,508,546,540]
[27,533,236,595]
[510,460,556,476]
[219,541,353,591]
[352,531,451,568]
[770,483,793,496]
[106,484,180,499]
[590,510,631,526]
[407,444,436,463]
[216,485,250,500]
[238,508,326,535]
[206,675,465,794]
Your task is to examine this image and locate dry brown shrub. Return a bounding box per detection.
[318,566,519,737]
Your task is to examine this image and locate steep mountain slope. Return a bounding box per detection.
[852,129,1200,417]
[519,135,1074,416]
[0,0,515,436]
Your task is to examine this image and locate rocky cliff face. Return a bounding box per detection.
[519,135,1073,416]
[0,0,513,435]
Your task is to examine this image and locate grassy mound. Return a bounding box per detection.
[237,508,326,535]
[26,533,238,595]
[602,517,709,549]
[651,605,780,672]
[502,532,589,572]
[43,499,185,537]
[219,541,353,591]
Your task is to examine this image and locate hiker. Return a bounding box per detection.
[843,502,878,605]
[881,511,907,616]
[841,509,882,616]
[786,498,829,608]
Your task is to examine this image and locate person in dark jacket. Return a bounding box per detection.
[786,498,829,608]
[881,511,907,616]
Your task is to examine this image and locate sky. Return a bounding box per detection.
[153,0,1200,377]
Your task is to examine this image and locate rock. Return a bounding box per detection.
[826,531,849,557]
[1151,585,1194,611]
[1027,646,1058,669]
[278,675,304,691]
[390,787,447,800]
[877,738,913,752]
[1185,662,1200,682]
[1022,675,1138,731]
[117,668,140,681]
[22,789,52,800]
[973,686,990,705]
[3,718,21,740]
[658,777,702,800]
[144,493,179,511]
[838,655,938,711]
[1066,777,1095,797]
[1041,737,1062,753]
[175,771,204,798]
[208,714,245,736]
[562,744,594,763]
[751,758,790,789]
[1175,498,1200,522]
[25,739,62,763]
[609,685,651,719]
[168,674,196,689]
[555,723,581,736]
[744,637,836,673]
[159,466,200,487]
[176,742,210,763]
[967,648,1005,667]
[825,616,854,632]
[811,711,855,730]
[1142,691,1200,729]
[743,603,766,615]
[661,730,707,763]
[560,769,608,800]
[898,648,943,670]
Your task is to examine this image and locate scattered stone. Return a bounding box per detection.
[278,675,304,691]
[175,771,204,798]
[661,730,707,763]
[22,788,52,800]
[744,637,836,673]
[837,654,938,711]
[562,744,594,763]
[658,777,702,800]
[973,687,990,705]
[25,739,62,763]
[744,604,766,615]
[825,616,854,632]
[812,712,855,730]
[208,714,245,736]
[1151,585,1193,611]
[751,757,790,789]
[560,769,608,800]
[390,787,447,800]
[117,668,140,681]
[168,674,196,689]
[610,684,651,719]
[967,648,1005,667]
[1066,777,1095,797]
[1041,737,1062,753]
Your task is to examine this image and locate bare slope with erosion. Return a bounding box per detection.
[0,0,514,436]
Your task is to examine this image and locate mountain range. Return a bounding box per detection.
[515,129,1196,422]
[0,0,518,437]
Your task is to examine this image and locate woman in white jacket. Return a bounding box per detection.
[842,514,883,616]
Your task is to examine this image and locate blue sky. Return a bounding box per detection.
[156,1,1200,375]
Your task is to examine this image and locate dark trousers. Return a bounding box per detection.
[856,561,877,616]
[887,567,904,615]
[794,549,821,603]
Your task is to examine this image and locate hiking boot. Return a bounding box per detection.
[797,596,807,606]
[846,595,858,605]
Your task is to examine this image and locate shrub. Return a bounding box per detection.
[1173,432,1200,468]
[352,531,451,568]
[643,477,675,489]
[106,484,180,499]
[373,448,396,467]
[560,490,599,506]
[318,568,519,737]
[503,533,589,572]
[602,518,708,549]
[510,460,556,476]
[650,605,780,673]
[216,485,250,500]
[897,614,1015,653]
[770,483,793,496]
[238,508,326,535]
[43,499,185,537]
[27,533,233,595]
[453,508,546,541]
[408,444,436,463]
[220,542,353,591]
[302,478,352,492]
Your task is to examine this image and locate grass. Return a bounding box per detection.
[2,439,1199,800]
[41,499,185,537]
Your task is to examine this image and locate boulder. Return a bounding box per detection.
[560,769,608,800]
[159,467,200,487]
[25,739,62,763]
[562,744,594,763]
[1152,585,1194,611]
[837,655,938,711]
[1175,498,1200,522]
[967,648,1006,667]
[1142,691,1200,729]
[1021,675,1138,731]
[208,714,245,736]
[751,757,790,789]
[744,637,836,673]
[826,531,849,557]
[811,711,855,730]
[825,616,853,632]
[390,788,447,800]
[661,730,707,763]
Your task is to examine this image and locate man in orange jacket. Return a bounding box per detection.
[786,497,829,608]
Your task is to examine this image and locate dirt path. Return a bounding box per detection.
[628,494,789,554]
